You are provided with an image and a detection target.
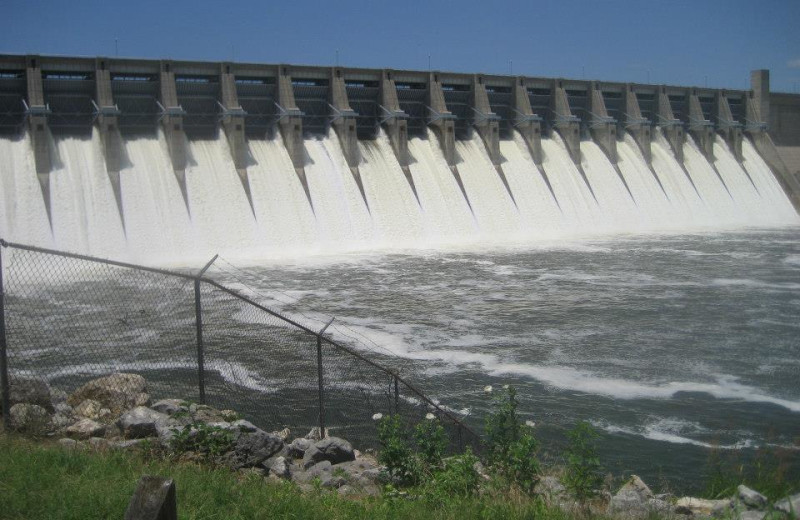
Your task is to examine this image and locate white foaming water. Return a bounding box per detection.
[0,126,798,262]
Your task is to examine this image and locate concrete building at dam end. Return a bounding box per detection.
[0,53,799,221]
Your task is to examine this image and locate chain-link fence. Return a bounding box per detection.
[0,239,481,453]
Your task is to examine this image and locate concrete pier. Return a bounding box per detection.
[379,70,417,202]
[158,61,189,208]
[552,79,581,165]
[94,59,125,228]
[589,81,617,163]
[25,56,53,226]
[277,65,312,208]
[716,90,743,162]
[220,63,254,215]
[657,85,685,164]
[330,67,367,208]
[427,72,457,166]
[747,70,800,212]
[472,75,501,165]
[623,84,652,163]
[688,89,715,161]
[512,77,543,164]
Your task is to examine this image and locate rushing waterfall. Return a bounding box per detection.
[0,127,798,263]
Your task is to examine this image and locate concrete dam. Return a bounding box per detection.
[0,54,799,262]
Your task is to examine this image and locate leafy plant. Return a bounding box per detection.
[424,448,481,498]
[170,422,235,458]
[377,415,421,485]
[484,385,540,493]
[414,417,447,469]
[563,421,603,501]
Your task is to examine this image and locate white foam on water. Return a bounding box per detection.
[593,419,757,449]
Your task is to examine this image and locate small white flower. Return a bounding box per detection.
[425,413,435,420]
[484,385,493,393]
[503,384,510,390]
[372,413,383,421]
[525,420,536,428]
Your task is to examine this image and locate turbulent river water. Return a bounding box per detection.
[206,229,800,491]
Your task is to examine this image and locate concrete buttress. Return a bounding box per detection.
[159,61,189,211]
[277,65,312,209]
[380,70,417,203]
[588,81,617,164]
[512,77,543,164]
[94,58,126,229]
[330,67,368,208]
[473,75,516,206]
[552,79,581,165]
[746,70,800,213]
[716,90,743,162]
[656,85,685,164]
[688,89,715,161]
[622,84,652,163]
[428,72,471,211]
[25,55,53,227]
[220,63,255,216]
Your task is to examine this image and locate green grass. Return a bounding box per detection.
[0,434,590,520]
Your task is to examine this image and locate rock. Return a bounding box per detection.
[293,460,346,488]
[50,413,75,432]
[5,377,54,412]
[117,407,170,439]
[51,388,68,404]
[267,456,291,479]
[608,475,660,518]
[228,430,283,469]
[88,437,109,449]
[155,424,176,447]
[310,437,355,465]
[738,485,768,510]
[302,446,323,469]
[737,511,766,520]
[66,418,106,440]
[288,438,313,459]
[775,492,800,518]
[304,427,327,440]
[674,497,731,516]
[232,420,260,433]
[151,399,186,416]
[190,405,229,424]
[67,373,149,415]
[57,438,79,449]
[9,403,51,434]
[73,399,113,422]
[273,428,291,441]
[54,402,73,415]
[537,476,567,499]
[112,439,148,450]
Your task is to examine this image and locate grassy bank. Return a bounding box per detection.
[0,434,592,520]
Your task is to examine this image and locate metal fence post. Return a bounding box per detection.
[194,255,218,405]
[0,242,10,428]
[394,375,399,415]
[316,317,335,439]
[194,279,206,404]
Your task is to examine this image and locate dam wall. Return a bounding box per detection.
[0,54,799,262]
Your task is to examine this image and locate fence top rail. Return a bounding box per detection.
[0,238,481,440]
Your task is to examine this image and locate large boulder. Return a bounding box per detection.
[674,497,731,516]
[73,399,113,422]
[227,430,284,469]
[738,485,768,510]
[287,438,313,459]
[9,403,51,434]
[150,399,187,416]
[4,377,54,412]
[302,437,355,468]
[608,475,670,518]
[117,406,170,439]
[775,492,800,519]
[66,418,106,440]
[67,373,149,415]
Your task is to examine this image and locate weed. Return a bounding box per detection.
[563,421,604,501]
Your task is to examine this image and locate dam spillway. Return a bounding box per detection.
[0,55,799,263]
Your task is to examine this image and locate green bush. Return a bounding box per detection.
[485,385,541,493]
[170,422,235,458]
[563,421,604,501]
[424,448,481,499]
[377,415,421,485]
[414,417,447,468]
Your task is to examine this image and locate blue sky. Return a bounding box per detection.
[2,0,799,92]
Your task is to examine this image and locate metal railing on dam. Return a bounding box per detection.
[0,239,481,452]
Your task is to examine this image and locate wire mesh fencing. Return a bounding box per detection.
[0,239,481,454]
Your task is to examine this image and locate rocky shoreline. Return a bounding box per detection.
[3,372,799,519]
